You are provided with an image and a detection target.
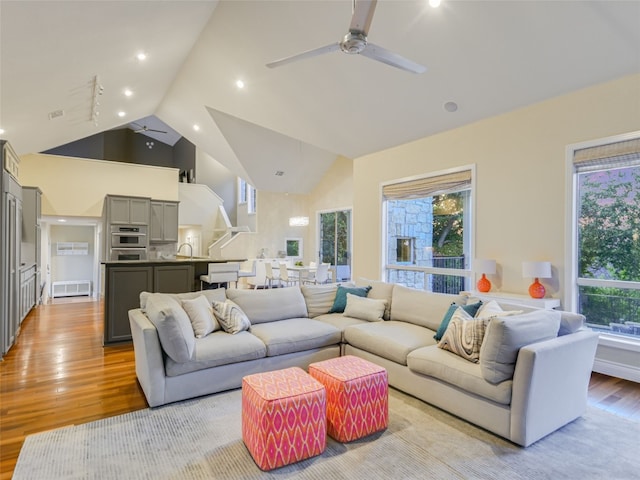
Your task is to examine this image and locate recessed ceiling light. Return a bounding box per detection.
[136,52,147,61]
[124,89,133,97]
[236,79,245,89]
[0,128,5,135]
[444,101,458,112]
[118,111,126,118]
[58,218,67,223]
[429,0,442,8]
[193,124,200,131]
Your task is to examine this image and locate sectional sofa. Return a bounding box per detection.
[128,280,599,447]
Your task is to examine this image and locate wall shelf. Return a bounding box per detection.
[56,242,89,256]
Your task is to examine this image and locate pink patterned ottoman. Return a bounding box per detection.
[309,355,388,442]
[241,367,327,471]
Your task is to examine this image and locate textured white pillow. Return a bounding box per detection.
[300,284,339,318]
[343,293,387,322]
[212,300,251,334]
[475,300,523,320]
[182,295,219,338]
[438,307,487,363]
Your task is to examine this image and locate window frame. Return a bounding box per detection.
[380,164,476,291]
[565,130,640,351]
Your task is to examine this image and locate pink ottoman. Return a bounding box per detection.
[242,367,326,471]
[309,355,388,442]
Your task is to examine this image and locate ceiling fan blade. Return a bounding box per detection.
[266,42,341,69]
[350,0,377,35]
[361,42,427,74]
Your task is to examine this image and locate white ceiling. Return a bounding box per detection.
[1,1,639,194]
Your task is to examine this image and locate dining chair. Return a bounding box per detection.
[264,262,279,289]
[238,260,257,289]
[304,263,330,285]
[279,263,295,287]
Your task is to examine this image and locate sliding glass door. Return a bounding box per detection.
[319,210,351,282]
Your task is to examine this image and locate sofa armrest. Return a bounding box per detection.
[129,308,168,407]
[509,329,599,446]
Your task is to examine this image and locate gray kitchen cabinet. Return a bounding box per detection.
[1,140,23,358]
[150,200,179,243]
[22,186,42,307]
[154,264,193,293]
[19,264,36,322]
[104,265,153,344]
[106,195,150,225]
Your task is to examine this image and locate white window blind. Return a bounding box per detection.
[382,170,471,200]
[574,138,640,172]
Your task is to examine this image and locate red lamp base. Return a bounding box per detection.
[477,274,492,293]
[528,278,546,299]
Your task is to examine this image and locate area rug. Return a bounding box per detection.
[13,388,639,479]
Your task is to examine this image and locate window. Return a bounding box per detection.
[383,167,473,293]
[569,136,640,339]
[238,177,257,214]
[319,209,352,281]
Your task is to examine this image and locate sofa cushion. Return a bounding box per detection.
[165,330,267,377]
[301,284,338,318]
[407,346,512,405]
[330,285,372,313]
[140,289,226,312]
[344,321,437,366]
[355,278,394,320]
[226,287,308,324]
[182,295,219,338]
[437,308,487,363]
[313,313,369,342]
[558,311,585,335]
[475,300,523,320]
[434,301,483,341]
[390,285,466,330]
[480,310,561,384]
[249,318,342,357]
[144,293,195,363]
[212,300,251,334]
[343,293,387,322]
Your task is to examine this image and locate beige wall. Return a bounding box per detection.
[19,154,179,217]
[352,74,640,302]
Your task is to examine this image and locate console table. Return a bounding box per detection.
[466,291,561,310]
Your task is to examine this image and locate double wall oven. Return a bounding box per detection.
[110,225,148,261]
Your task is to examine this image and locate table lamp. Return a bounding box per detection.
[522,261,551,299]
[474,259,496,293]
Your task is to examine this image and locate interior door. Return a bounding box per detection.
[319,210,351,282]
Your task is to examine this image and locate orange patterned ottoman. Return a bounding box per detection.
[309,355,388,442]
[241,367,327,471]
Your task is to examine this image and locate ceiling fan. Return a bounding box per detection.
[130,122,167,134]
[266,0,426,74]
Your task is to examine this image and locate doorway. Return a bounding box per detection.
[318,209,351,282]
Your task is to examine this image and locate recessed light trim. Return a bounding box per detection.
[193,124,200,131]
[429,0,442,8]
[275,171,284,176]
[0,128,5,135]
[444,101,458,113]
[236,79,245,89]
[118,111,126,118]
[124,89,133,97]
[136,52,147,61]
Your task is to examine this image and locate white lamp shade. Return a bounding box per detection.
[522,261,551,279]
[474,259,496,275]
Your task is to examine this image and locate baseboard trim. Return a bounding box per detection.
[593,358,640,383]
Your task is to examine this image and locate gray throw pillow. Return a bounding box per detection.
[480,310,561,384]
[145,293,195,363]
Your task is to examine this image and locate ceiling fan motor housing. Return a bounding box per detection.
[341,32,367,54]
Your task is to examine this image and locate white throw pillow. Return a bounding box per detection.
[182,295,219,338]
[144,293,195,363]
[343,293,387,322]
[212,300,251,334]
[475,300,523,320]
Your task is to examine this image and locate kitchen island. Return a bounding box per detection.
[102,258,246,344]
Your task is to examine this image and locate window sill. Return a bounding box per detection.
[597,333,640,353]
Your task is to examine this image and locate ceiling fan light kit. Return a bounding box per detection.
[266,0,426,74]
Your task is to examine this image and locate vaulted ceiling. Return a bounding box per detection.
[1,1,639,194]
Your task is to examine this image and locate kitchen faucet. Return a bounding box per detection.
[177,242,193,259]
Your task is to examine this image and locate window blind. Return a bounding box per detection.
[382,170,471,200]
[573,137,640,172]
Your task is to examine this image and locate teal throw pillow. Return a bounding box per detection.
[330,285,372,313]
[434,301,483,341]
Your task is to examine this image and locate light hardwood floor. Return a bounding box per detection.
[1,300,639,478]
